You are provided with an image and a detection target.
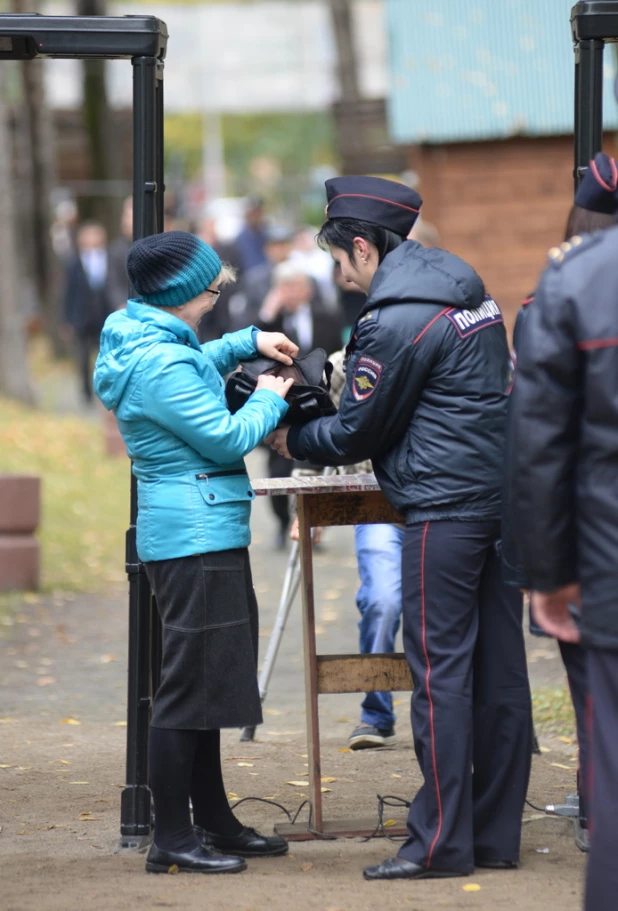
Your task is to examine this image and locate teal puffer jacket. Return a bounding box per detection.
[94,300,288,562]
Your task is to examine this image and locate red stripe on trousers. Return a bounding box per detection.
[420,521,443,867]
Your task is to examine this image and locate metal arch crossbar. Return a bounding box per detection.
[571,1,618,188]
[0,12,167,852]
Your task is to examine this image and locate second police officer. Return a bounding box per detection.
[268,175,532,880]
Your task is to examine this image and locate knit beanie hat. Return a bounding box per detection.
[127,230,222,307]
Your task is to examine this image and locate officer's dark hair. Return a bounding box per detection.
[317,218,405,264]
[564,204,616,241]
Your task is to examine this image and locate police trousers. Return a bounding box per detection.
[398,519,532,872]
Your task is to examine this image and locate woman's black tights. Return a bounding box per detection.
[149,727,243,852]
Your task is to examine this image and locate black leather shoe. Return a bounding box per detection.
[195,825,289,858]
[145,842,247,874]
[475,858,518,870]
[363,857,469,881]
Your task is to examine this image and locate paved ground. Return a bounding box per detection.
[0,447,587,910]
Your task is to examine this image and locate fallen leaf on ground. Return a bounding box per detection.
[539,746,551,754]
[550,763,572,771]
[99,655,117,664]
[321,777,337,783]
[0,719,15,724]
[56,760,71,765]
[463,884,481,892]
[113,721,127,727]
[559,736,573,744]
[264,709,283,716]
[61,718,81,725]
[0,765,12,769]
[70,781,90,785]
[237,763,254,767]
[226,792,240,800]
[37,677,56,687]
[383,820,399,827]
[286,781,309,788]
[336,718,349,723]
[167,864,179,874]
[391,774,402,779]
[337,749,351,753]
[393,699,404,706]
[321,788,332,793]
[301,863,313,872]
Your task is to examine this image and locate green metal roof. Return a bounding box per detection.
[385,0,618,143]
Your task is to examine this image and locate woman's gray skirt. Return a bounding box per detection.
[144,548,263,730]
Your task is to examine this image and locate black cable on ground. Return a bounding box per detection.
[525,798,551,814]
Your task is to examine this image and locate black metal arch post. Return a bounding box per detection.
[571,1,618,188]
[0,13,167,851]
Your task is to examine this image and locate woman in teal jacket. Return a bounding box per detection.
[94,231,297,876]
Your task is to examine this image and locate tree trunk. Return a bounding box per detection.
[10,0,64,356]
[76,0,121,234]
[328,0,360,104]
[0,69,34,403]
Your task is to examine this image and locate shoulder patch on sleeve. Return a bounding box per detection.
[352,355,383,401]
[445,296,504,339]
[358,311,375,325]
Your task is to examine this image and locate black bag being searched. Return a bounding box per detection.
[225,348,337,425]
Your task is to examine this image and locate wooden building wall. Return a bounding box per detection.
[411,134,618,336]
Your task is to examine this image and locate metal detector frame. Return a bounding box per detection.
[572,1,618,185]
[0,13,166,851]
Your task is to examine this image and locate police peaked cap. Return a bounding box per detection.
[575,152,618,214]
[325,175,422,237]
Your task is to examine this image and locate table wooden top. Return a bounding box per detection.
[251,473,380,496]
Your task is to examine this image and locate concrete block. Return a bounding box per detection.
[0,535,40,591]
[0,475,40,534]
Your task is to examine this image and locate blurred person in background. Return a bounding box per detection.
[108,196,133,312]
[51,197,79,262]
[503,152,618,853]
[196,217,243,342]
[259,261,344,549]
[64,221,112,404]
[234,197,268,272]
[229,225,292,331]
[289,225,337,309]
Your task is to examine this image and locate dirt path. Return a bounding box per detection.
[0,467,587,910]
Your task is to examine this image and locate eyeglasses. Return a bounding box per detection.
[203,288,221,301]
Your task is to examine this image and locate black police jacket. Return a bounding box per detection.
[287,240,511,523]
[507,226,618,650]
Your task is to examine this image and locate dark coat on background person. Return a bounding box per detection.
[198,240,243,342]
[107,236,131,312]
[288,240,510,521]
[64,253,113,336]
[257,298,344,358]
[508,226,618,652]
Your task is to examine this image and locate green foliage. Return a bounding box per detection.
[532,686,576,737]
[0,394,128,595]
[165,110,335,211]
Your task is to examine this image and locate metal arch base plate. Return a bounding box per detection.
[114,833,153,854]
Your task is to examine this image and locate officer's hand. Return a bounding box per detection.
[256,375,294,400]
[266,426,293,459]
[531,585,581,643]
[256,331,299,366]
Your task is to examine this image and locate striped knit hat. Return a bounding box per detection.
[127,231,222,307]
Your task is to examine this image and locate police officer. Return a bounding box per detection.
[505,152,618,852]
[508,192,618,911]
[268,175,532,880]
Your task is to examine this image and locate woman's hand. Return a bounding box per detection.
[256,375,294,400]
[264,426,293,458]
[256,331,299,366]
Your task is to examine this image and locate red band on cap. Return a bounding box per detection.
[327,193,420,214]
[590,158,618,192]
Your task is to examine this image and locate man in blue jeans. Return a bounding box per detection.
[327,348,404,750]
[351,522,404,748]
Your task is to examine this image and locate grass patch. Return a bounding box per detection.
[0,395,129,595]
[532,685,576,738]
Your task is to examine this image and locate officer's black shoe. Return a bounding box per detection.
[475,858,518,870]
[145,842,247,874]
[195,824,289,858]
[363,857,469,881]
